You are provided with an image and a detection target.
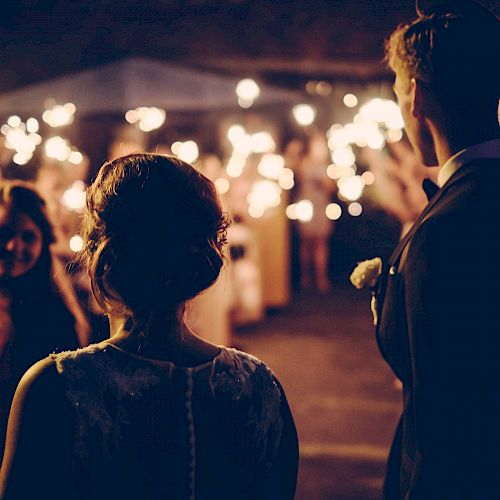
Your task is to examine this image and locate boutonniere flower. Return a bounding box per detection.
[350,257,382,326]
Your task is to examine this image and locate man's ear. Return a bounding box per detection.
[411,78,435,119]
[409,78,421,117]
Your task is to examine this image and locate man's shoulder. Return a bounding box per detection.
[431,158,500,217]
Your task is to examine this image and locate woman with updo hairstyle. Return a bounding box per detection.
[0,154,298,500]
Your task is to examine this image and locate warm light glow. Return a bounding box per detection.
[367,129,386,150]
[326,203,342,220]
[250,132,275,153]
[348,202,363,216]
[331,147,355,168]
[68,151,84,164]
[177,140,199,163]
[42,103,76,127]
[286,203,299,220]
[247,180,281,212]
[7,115,21,128]
[248,205,265,218]
[343,93,358,108]
[226,154,247,178]
[383,100,404,129]
[227,125,246,143]
[236,79,260,100]
[62,181,86,211]
[361,171,375,185]
[386,128,403,143]
[278,168,294,190]
[13,153,31,165]
[327,164,356,180]
[26,118,39,133]
[316,81,332,96]
[359,98,386,123]
[139,108,166,132]
[295,200,314,223]
[257,154,284,180]
[69,235,84,252]
[126,107,166,132]
[338,175,364,201]
[214,178,230,194]
[171,141,182,156]
[237,97,254,108]
[293,104,316,126]
[327,164,340,180]
[45,136,71,161]
[359,98,404,130]
[5,128,37,154]
[327,127,350,149]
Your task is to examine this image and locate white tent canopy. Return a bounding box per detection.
[0,57,299,116]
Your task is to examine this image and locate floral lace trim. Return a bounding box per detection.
[52,344,161,468]
[212,349,284,469]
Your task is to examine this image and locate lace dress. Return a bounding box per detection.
[44,343,297,499]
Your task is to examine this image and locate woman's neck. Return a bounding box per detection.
[105,307,219,363]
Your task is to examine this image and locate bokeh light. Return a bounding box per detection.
[293,104,316,126]
[326,203,342,220]
[348,202,363,216]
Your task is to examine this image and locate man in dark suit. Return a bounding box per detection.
[377,2,500,498]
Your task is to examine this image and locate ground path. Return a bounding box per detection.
[235,286,401,500]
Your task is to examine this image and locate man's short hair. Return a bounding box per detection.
[386,1,499,108]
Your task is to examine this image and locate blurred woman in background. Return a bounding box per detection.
[0,181,89,458]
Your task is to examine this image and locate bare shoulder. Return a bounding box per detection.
[11,356,64,412]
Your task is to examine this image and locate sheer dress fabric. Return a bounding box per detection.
[48,343,295,499]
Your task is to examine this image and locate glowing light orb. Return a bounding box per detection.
[386,128,403,143]
[326,203,342,220]
[62,181,86,211]
[214,178,230,194]
[257,154,284,180]
[236,79,261,100]
[295,200,314,223]
[69,235,84,252]
[68,151,84,164]
[7,116,21,128]
[286,203,299,220]
[42,103,76,127]
[361,171,375,185]
[348,202,363,216]
[250,132,275,154]
[331,146,355,168]
[45,136,71,161]
[343,93,358,108]
[177,140,199,163]
[338,175,364,201]
[293,104,316,126]
[227,125,246,143]
[278,168,294,190]
[26,118,39,133]
[126,107,166,132]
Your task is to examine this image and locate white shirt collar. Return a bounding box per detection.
[437,137,500,187]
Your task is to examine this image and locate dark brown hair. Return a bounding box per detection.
[0,180,90,344]
[81,154,229,318]
[385,1,499,109]
[0,180,55,246]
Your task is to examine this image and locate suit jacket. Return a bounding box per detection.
[376,158,500,499]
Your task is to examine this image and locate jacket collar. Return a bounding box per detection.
[388,159,494,268]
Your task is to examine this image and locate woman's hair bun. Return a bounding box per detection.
[82,154,229,313]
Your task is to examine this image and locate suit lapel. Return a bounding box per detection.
[388,163,481,268]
